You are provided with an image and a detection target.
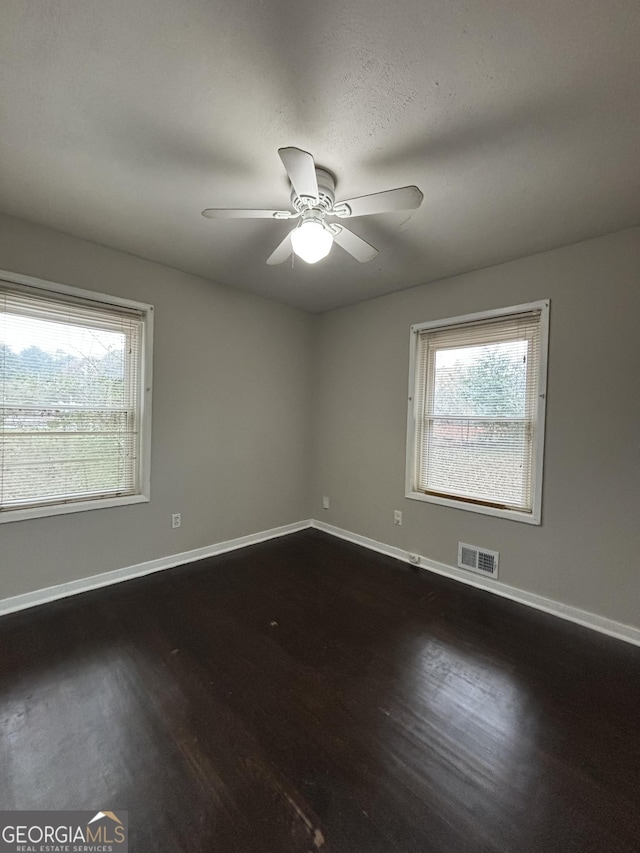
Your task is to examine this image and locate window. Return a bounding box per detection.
[0,271,153,523]
[406,301,549,524]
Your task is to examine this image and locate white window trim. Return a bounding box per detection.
[405,300,549,525]
[0,269,153,524]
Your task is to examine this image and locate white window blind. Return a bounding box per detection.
[409,304,548,520]
[1,282,147,514]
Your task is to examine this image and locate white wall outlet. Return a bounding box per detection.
[408,553,420,565]
[394,510,402,525]
[322,496,330,509]
[171,513,181,529]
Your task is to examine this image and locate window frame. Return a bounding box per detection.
[0,269,153,524]
[405,300,549,525]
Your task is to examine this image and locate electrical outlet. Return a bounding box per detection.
[171,513,181,529]
[394,510,402,526]
[322,496,330,509]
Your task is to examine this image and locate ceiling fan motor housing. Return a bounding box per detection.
[291,167,336,213]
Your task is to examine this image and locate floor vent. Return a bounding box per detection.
[457,542,499,579]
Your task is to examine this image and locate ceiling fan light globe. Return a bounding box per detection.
[291,220,333,264]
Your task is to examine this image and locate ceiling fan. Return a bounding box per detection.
[201,147,423,265]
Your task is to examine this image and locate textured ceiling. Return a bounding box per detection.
[1,0,639,312]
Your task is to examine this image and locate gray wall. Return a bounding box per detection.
[312,227,640,628]
[0,213,314,599]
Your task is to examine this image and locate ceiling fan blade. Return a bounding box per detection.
[278,147,319,202]
[330,225,378,262]
[201,208,292,219]
[334,186,423,218]
[266,229,294,265]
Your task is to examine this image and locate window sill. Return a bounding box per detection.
[0,493,150,524]
[405,489,541,525]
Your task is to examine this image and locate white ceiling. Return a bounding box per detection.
[1,1,639,313]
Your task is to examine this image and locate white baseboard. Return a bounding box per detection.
[3,518,638,648]
[312,520,640,647]
[0,520,312,618]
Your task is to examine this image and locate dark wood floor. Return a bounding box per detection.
[1,530,639,852]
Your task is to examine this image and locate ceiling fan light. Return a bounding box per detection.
[290,219,333,264]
